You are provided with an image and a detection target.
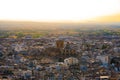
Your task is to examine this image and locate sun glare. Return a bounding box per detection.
[0,0,120,22]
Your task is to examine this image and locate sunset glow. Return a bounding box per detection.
[0,0,120,22]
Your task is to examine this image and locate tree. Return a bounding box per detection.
[17,32,24,38]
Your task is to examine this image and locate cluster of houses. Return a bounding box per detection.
[0,35,120,80]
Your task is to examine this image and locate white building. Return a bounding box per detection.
[64,57,79,66]
[14,43,27,52]
[96,55,109,64]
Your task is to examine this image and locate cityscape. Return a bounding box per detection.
[0,0,120,80]
[0,24,120,80]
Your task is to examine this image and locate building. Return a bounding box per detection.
[56,40,64,49]
[64,57,79,66]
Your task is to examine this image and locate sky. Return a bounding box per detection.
[0,0,120,22]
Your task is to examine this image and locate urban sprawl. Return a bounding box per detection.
[0,35,120,80]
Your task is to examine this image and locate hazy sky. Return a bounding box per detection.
[0,0,120,22]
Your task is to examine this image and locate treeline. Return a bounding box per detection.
[0,30,48,38]
[1,28,120,38]
[77,29,120,36]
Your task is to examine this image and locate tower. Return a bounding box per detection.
[56,40,64,49]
